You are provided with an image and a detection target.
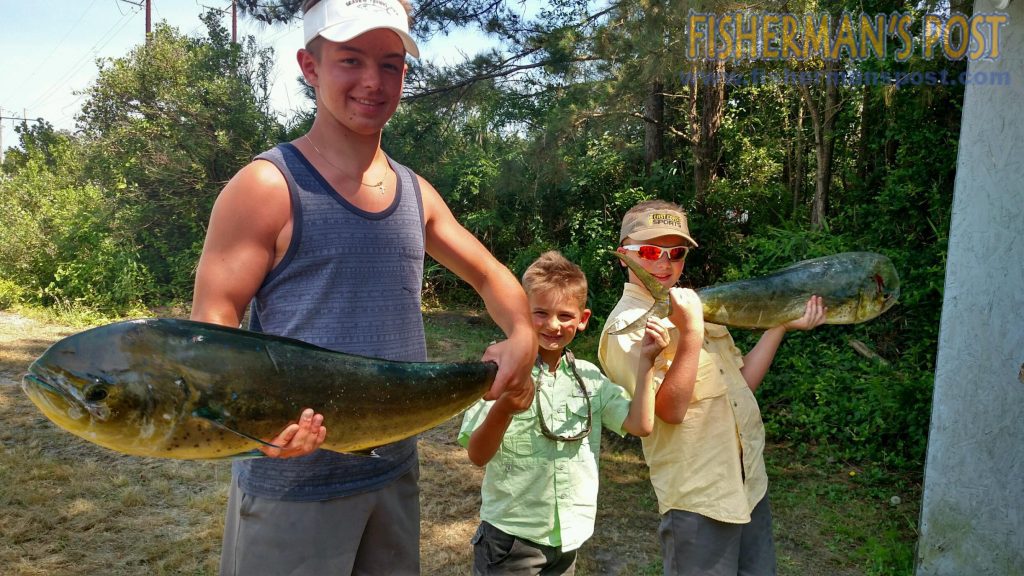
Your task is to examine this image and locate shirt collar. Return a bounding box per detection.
[622,282,656,304]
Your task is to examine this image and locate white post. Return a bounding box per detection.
[916,0,1024,574]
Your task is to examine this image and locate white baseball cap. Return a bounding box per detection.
[303,0,420,58]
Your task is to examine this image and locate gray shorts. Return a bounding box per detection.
[471,521,577,576]
[220,467,420,576]
[659,495,776,576]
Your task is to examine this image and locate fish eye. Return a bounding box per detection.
[84,384,109,403]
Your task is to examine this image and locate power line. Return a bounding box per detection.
[2,0,304,148]
[0,0,104,105]
[23,5,142,113]
[117,0,149,34]
[0,109,44,165]
[0,116,43,123]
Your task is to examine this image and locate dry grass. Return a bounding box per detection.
[418,421,485,574]
[1,312,229,576]
[0,310,917,575]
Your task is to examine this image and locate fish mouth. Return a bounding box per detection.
[22,367,89,422]
[882,293,899,312]
[22,370,72,401]
[881,284,900,312]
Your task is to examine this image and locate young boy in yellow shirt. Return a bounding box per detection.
[459,251,668,575]
[598,200,825,575]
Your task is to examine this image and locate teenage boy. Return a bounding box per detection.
[598,200,825,576]
[459,251,668,575]
[190,0,536,574]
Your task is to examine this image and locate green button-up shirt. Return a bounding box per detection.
[459,356,632,551]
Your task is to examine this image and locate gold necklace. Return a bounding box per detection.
[303,134,387,196]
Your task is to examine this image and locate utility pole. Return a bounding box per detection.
[202,1,238,43]
[117,0,149,39]
[0,110,44,165]
[916,0,1024,573]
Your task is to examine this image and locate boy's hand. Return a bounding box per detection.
[492,378,535,416]
[640,318,670,362]
[784,295,827,331]
[481,330,536,408]
[259,408,327,458]
[667,287,704,335]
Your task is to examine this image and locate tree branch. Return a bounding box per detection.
[571,110,692,144]
[405,54,601,100]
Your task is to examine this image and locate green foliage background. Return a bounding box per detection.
[1,1,959,493]
[1,13,284,310]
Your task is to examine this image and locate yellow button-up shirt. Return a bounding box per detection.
[458,356,631,550]
[598,283,768,523]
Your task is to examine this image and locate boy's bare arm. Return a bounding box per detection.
[192,160,289,327]
[419,178,535,407]
[741,295,826,392]
[466,386,534,466]
[621,319,669,436]
[653,287,704,425]
[191,161,326,458]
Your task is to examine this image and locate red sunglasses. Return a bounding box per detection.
[620,244,689,262]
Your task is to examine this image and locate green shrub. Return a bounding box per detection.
[0,159,154,314]
[0,278,24,310]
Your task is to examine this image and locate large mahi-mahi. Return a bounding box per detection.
[611,251,900,333]
[21,318,496,460]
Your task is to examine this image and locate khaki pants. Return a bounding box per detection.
[659,495,776,576]
[220,467,420,576]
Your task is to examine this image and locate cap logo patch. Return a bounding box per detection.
[648,213,682,227]
[346,0,399,16]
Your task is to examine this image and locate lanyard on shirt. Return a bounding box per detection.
[535,349,593,442]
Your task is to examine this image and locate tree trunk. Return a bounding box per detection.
[783,92,791,193]
[792,97,806,216]
[687,61,698,193]
[798,60,839,230]
[693,59,725,206]
[885,89,899,171]
[856,86,871,186]
[644,80,665,173]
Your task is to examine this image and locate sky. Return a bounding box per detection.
[0,0,493,155]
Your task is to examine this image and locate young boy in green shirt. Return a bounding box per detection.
[459,251,668,575]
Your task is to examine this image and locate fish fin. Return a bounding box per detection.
[193,409,284,451]
[194,449,267,462]
[611,251,670,303]
[228,450,267,460]
[608,251,674,335]
[345,448,381,458]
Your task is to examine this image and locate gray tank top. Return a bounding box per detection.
[234,142,425,501]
